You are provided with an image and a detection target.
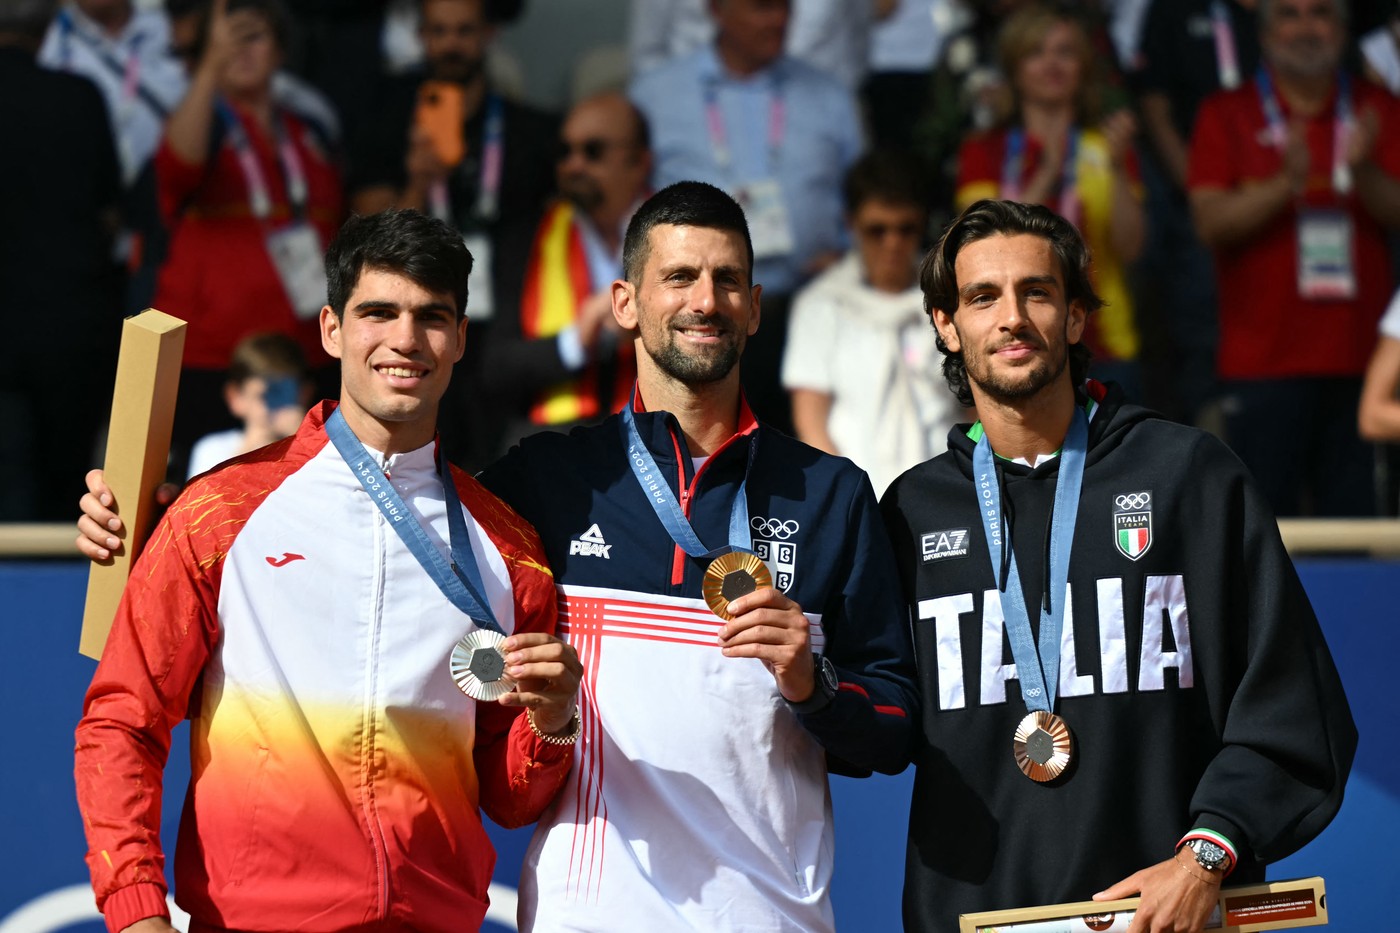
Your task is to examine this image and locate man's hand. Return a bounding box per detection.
[405,125,449,192]
[120,918,178,933]
[1282,119,1311,195]
[499,633,583,736]
[717,588,815,702]
[75,469,179,561]
[1346,106,1381,169]
[1101,109,1138,169]
[1093,849,1222,933]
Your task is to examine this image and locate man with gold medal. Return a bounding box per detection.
[880,199,1356,932]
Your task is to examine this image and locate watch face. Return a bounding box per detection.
[819,656,840,694]
[1192,840,1228,870]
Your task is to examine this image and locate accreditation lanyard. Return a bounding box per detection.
[218,99,310,222]
[703,76,785,176]
[429,92,506,225]
[1002,128,1081,228]
[1256,66,1353,195]
[57,10,146,113]
[325,407,503,635]
[1210,1,1242,90]
[619,397,758,560]
[971,407,1087,715]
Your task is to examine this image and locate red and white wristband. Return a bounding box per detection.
[1177,828,1238,877]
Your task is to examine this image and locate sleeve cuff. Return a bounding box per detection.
[1179,825,1241,876]
[556,326,585,370]
[102,881,169,933]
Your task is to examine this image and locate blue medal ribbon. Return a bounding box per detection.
[326,406,503,635]
[619,397,756,560]
[971,407,1088,713]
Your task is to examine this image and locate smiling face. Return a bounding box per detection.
[615,223,759,388]
[320,267,468,453]
[932,233,1085,407]
[1263,0,1344,79]
[1012,19,1085,109]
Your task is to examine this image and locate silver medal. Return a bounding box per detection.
[450,628,516,701]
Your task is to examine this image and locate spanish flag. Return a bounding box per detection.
[519,201,635,425]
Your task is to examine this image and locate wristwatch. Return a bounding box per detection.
[1184,838,1232,874]
[788,653,839,715]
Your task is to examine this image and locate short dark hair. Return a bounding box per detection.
[326,210,474,319]
[227,332,309,385]
[622,181,754,285]
[843,149,930,216]
[920,199,1101,407]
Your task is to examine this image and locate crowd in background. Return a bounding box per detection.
[4,0,1400,522]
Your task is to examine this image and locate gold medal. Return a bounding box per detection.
[702,551,772,620]
[449,629,516,701]
[1013,710,1073,782]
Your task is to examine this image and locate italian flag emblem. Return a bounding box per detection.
[1113,491,1153,561]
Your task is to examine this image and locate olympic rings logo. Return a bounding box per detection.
[1115,492,1151,511]
[751,517,800,539]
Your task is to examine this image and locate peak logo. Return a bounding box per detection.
[569,524,611,559]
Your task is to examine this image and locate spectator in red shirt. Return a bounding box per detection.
[1188,0,1400,516]
[154,0,343,467]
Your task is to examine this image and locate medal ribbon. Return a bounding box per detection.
[619,394,757,560]
[971,407,1088,713]
[326,406,503,634]
[1255,66,1353,195]
[218,99,311,221]
[1002,128,1081,228]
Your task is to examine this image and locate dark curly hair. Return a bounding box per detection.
[919,199,1101,407]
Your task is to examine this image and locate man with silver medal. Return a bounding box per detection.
[880,199,1355,932]
[73,210,582,933]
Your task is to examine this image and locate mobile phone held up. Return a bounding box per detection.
[415,80,466,168]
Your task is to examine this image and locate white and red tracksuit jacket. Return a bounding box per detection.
[75,402,570,933]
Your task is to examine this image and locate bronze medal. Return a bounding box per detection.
[1013,710,1073,782]
[450,628,516,701]
[702,551,773,620]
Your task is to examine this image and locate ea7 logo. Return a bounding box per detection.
[1113,490,1153,561]
[569,523,612,559]
[921,529,970,562]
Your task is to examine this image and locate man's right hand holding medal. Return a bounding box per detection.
[716,587,819,707]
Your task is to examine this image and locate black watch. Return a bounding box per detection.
[789,653,839,715]
[1185,838,1231,874]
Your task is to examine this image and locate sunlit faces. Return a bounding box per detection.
[851,198,925,294]
[617,224,759,385]
[221,9,280,98]
[1012,19,1086,109]
[933,234,1085,405]
[320,268,468,451]
[1262,0,1344,79]
[421,0,492,84]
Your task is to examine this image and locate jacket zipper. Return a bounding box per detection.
[359,503,390,919]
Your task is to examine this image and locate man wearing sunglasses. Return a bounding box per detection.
[484,91,653,454]
[782,149,963,498]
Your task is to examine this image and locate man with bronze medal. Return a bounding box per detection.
[880,199,1356,932]
[73,210,582,933]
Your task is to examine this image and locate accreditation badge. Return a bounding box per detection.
[702,550,772,620]
[461,232,495,321]
[450,628,516,701]
[1013,710,1074,782]
[266,222,328,320]
[1297,208,1356,301]
[734,179,795,260]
